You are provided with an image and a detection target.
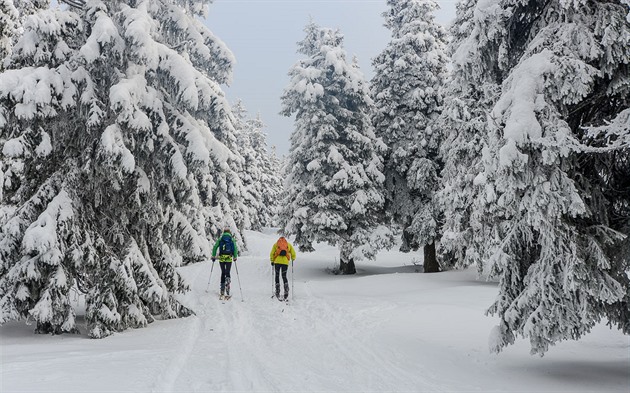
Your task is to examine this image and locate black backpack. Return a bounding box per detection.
[219,234,234,256]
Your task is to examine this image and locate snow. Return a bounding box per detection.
[0,67,67,120]
[100,124,136,173]
[492,50,554,144]
[170,149,188,179]
[35,130,52,157]
[306,159,321,172]
[2,136,25,157]
[136,167,150,194]
[291,66,325,101]
[1,229,628,392]
[22,190,73,261]
[80,11,124,63]
[586,108,630,149]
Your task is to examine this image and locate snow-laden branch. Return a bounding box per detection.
[61,0,85,10]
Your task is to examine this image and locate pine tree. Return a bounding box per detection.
[0,0,19,71]
[280,22,389,275]
[371,0,449,272]
[248,113,282,228]
[436,0,500,272]
[0,0,248,337]
[0,4,86,335]
[463,0,630,354]
[231,100,258,231]
[232,101,280,230]
[0,0,19,220]
[265,145,283,227]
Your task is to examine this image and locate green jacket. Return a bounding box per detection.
[212,232,238,262]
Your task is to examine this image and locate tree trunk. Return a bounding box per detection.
[339,240,356,275]
[339,255,356,275]
[423,242,440,273]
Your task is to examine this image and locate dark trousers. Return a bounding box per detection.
[274,264,289,296]
[220,262,232,293]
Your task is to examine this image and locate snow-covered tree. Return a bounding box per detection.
[0,4,85,336]
[266,145,283,226]
[436,0,500,272]
[462,0,630,354]
[371,0,449,272]
[280,22,389,275]
[0,0,19,216]
[0,0,249,337]
[248,114,283,228]
[0,0,19,70]
[232,100,281,230]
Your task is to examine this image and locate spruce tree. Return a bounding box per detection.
[371,0,449,272]
[280,22,388,275]
[0,0,19,70]
[248,113,282,228]
[265,145,283,227]
[0,0,248,337]
[463,0,630,354]
[436,0,500,272]
[232,101,280,230]
[0,0,18,218]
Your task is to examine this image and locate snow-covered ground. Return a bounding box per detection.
[1,229,628,392]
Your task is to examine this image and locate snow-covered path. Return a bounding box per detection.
[1,230,629,392]
[150,249,431,392]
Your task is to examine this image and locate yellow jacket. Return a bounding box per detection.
[270,240,296,265]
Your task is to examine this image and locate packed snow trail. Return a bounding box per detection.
[156,255,435,392]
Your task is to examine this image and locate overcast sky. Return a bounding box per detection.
[204,0,458,156]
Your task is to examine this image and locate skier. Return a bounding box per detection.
[270,236,296,300]
[211,228,238,299]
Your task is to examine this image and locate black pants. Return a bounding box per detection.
[274,264,289,296]
[220,262,232,293]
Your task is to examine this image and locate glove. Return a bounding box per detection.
[233,258,237,262]
[211,257,216,262]
[270,261,274,266]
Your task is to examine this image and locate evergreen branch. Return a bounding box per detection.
[61,0,85,10]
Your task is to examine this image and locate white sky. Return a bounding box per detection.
[204,0,458,155]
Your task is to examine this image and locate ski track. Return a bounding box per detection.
[151,258,444,392]
[152,314,203,393]
[151,265,213,393]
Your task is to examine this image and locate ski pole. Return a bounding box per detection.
[271,263,275,299]
[233,260,245,302]
[291,259,295,301]
[205,259,216,293]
